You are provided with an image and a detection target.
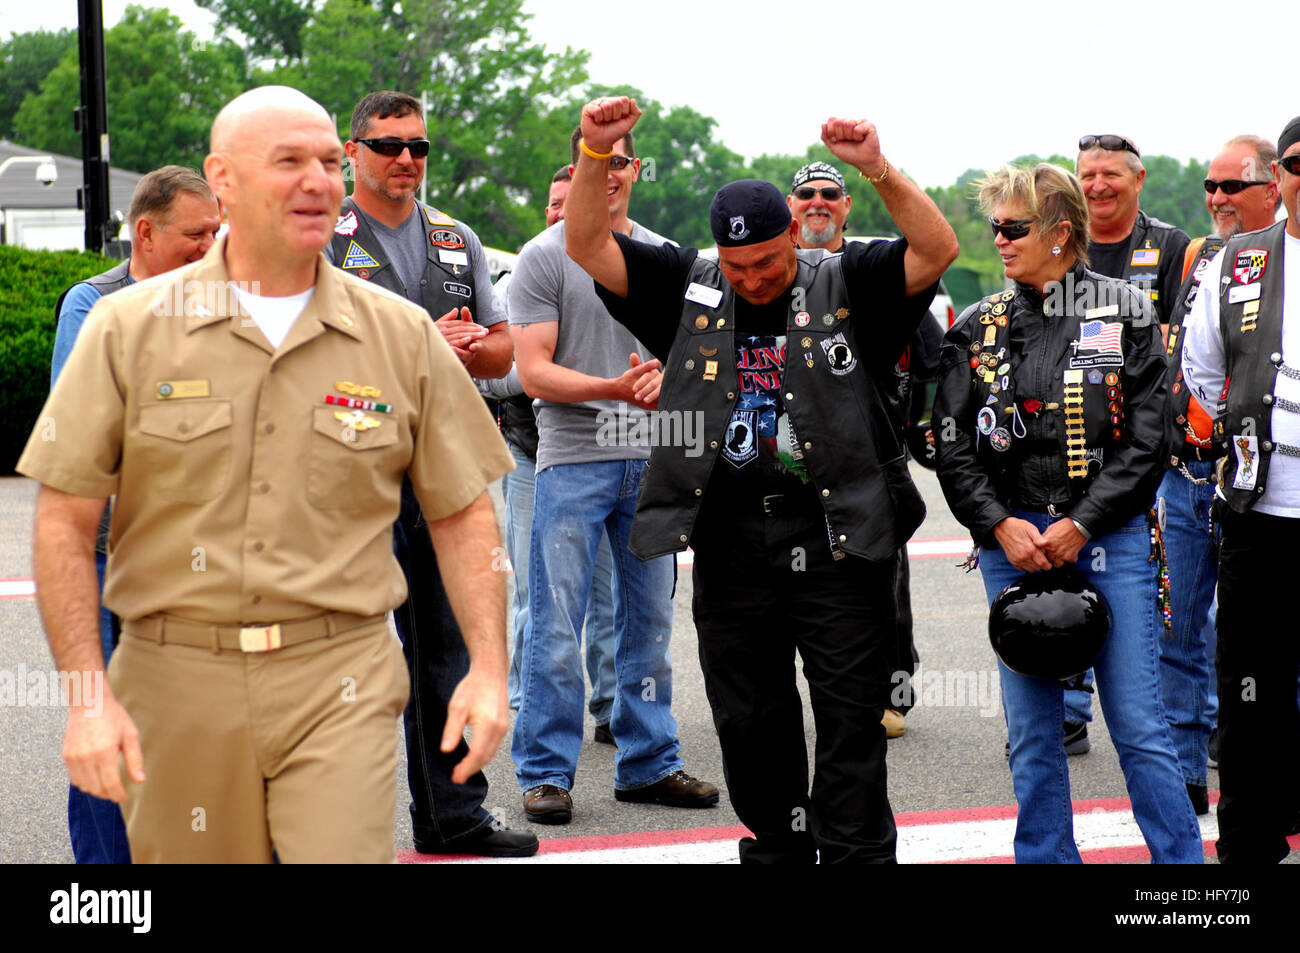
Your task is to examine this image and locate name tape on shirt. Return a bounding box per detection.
[684,282,723,309]
[444,281,471,298]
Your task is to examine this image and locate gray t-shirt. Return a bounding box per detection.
[508,220,672,472]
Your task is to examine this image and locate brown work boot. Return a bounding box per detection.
[614,770,720,808]
[522,784,573,825]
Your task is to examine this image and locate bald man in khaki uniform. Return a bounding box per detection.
[18,86,513,863]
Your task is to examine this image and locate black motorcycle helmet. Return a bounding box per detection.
[989,567,1110,680]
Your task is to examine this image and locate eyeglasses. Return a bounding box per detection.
[1078,135,1141,158]
[607,155,635,171]
[792,186,844,201]
[356,137,431,158]
[989,218,1033,241]
[1279,155,1300,176]
[1204,178,1270,195]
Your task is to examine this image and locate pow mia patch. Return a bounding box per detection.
[721,409,758,467]
[819,330,858,376]
[443,281,471,298]
[430,229,466,249]
[728,216,749,242]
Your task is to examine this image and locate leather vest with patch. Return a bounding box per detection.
[1119,210,1185,321]
[329,196,478,322]
[1164,235,1225,465]
[1213,221,1288,511]
[54,260,131,323]
[630,252,925,563]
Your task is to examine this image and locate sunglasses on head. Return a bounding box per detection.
[1204,178,1269,195]
[356,137,431,158]
[1279,155,1300,176]
[989,218,1033,241]
[792,186,844,201]
[1078,134,1141,158]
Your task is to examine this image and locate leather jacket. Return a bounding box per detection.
[934,263,1169,546]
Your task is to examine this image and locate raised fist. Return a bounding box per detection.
[821,118,885,178]
[580,96,642,156]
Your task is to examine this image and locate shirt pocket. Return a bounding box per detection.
[307,405,401,510]
[136,399,234,503]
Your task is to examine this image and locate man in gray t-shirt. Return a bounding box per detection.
[507,128,718,824]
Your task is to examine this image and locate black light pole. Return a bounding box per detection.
[75,0,111,254]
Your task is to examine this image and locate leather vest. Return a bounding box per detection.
[54,260,131,323]
[630,251,925,562]
[329,196,479,322]
[1117,210,1186,321]
[1212,221,1289,511]
[1164,235,1225,465]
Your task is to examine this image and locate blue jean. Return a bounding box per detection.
[512,459,682,792]
[980,510,1203,863]
[504,443,617,724]
[68,551,130,864]
[1156,463,1220,786]
[391,480,491,848]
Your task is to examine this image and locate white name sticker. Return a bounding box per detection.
[439,249,469,267]
[1084,304,1119,319]
[1227,283,1261,304]
[684,282,723,309]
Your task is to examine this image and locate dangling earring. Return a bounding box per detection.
[1051,245,1061,257]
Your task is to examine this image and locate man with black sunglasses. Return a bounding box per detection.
[327,90,535,858]
[1158,135,1281,818]
[1064,134,1191,753]
[1181,116,1300,863]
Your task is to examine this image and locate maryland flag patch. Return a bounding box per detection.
[1232,248,1268,284]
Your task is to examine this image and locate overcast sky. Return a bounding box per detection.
[6,0,1293,188]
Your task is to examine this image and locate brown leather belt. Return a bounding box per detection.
[123,611,387,654]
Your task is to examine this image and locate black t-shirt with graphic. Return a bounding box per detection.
[594,234,928,501]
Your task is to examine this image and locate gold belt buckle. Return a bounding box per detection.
[239,624,283,652]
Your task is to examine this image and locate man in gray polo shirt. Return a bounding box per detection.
[508,125,718,823]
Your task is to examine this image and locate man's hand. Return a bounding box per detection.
[821,118,886,178]
[441,664,508,784]
[580,96,642,155]
[1040,517,1087,568]
[608,352,661,404]
[992,517,1052,573]
[631,356,663,410]
[435,306,488,366]
[63,693,145,803]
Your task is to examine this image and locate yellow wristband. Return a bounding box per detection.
[859,160,890,184]
[580,138,615,161]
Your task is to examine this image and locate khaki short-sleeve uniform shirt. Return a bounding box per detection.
[18,236,512,624]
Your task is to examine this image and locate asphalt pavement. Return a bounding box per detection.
[0,464,1240,864]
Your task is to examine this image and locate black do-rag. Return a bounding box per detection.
[710,179,792,248]
[1279,115,1300,158]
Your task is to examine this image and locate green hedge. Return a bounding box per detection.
[0,244,124,474]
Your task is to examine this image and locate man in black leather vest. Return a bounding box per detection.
[327,90,533,858]
[1064,135,1192,746]
[1181,116,1300,864]
[1158,136,1281,816]
[566,96,957,863]
[51,165,221,865]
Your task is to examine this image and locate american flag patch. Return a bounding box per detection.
[1077,320,1124,354]
[1130,248,1160,266]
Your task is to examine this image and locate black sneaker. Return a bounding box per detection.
[1186,783,1209,816]
[1063,721,1090,756]
[593,722,616,747]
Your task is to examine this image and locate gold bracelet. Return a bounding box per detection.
[579,138,614,161]
[859,160,890,184]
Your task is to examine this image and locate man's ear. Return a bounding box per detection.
[134,216,153,249]
[788,217,800,244]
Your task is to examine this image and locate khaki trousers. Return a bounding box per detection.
[108,620,408,863]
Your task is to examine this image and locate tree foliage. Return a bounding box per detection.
[0,28,77,141]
